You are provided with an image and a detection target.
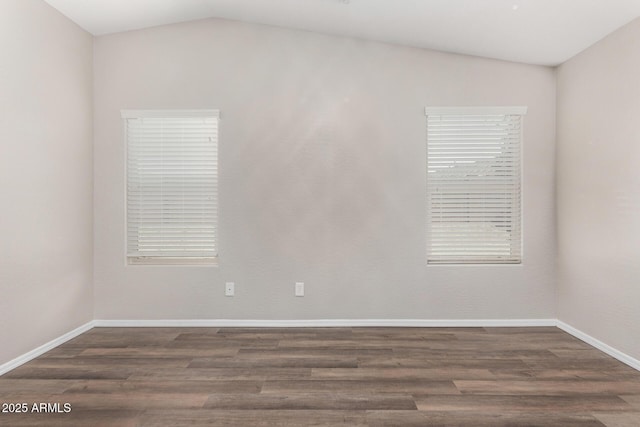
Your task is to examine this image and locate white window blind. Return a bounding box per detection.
[123,110,219,265]
[425,107,526,264]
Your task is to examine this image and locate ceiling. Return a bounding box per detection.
[43,0,640,66]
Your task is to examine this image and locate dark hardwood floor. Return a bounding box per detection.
[1,327,639,426]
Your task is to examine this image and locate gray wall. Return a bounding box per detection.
[557,18,640,360]
[0,0,93,365]
[93,18,557,321]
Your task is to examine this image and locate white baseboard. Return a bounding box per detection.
[93,318,557,328]
[0,321,95,376]
[3,318,638,376]
[557,320,640,372]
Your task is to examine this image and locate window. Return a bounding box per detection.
[123,110,219,265]
[425,106,526,264]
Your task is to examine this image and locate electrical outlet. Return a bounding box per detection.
[295,282,304,297]
[225,282,234,297]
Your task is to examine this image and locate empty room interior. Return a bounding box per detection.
[1,0,640,425]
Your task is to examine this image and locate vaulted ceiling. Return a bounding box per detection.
[44,0,640,66]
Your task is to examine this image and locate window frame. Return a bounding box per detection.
[122,109,220,266]
[425,106,526,265]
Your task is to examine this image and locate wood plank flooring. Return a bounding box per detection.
[1,327,639,426]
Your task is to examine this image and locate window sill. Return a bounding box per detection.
[127,257,218,267]
[427,260,522,266]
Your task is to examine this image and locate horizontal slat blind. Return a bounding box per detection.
[426,107,524,264]
[124,111,218,262]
